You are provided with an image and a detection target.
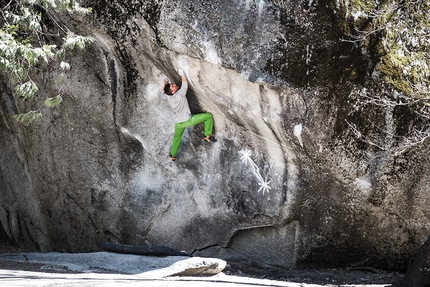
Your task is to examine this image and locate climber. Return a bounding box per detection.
[161,69,217,161]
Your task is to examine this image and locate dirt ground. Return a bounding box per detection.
[0,242,405,286]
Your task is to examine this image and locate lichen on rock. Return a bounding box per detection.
[338,0,430,97]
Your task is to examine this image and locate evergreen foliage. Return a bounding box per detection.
[44,94,62,107]
[0,0,93,125]
[13,110,42,126]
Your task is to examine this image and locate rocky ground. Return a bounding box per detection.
[0,242,405,286]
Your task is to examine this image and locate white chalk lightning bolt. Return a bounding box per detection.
[239,148,272,194]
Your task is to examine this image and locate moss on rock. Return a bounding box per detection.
[338,0,430,98]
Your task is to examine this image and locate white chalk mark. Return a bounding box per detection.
[203,40,220,64]
[239,148,272,194]
[293,124,303,147]
[258,177,272,193]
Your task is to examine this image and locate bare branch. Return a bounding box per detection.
[345,120,386,150]
[394,129,430,156]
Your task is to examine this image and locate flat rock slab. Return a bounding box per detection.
[0,252,226,277]
[0,269,313,287]
[0,251,403,287]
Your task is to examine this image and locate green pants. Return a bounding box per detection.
[170,112,214,157]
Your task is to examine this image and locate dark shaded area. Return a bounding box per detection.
[226,263,404,286]
[0,222,12,244]
[118,130,144,180]
[401,236,430,287]
[266,1,371,88]
[101,241,192,257]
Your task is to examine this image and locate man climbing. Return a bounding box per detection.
[161,69,217,161]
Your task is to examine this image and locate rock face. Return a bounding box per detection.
[0,0,429,271]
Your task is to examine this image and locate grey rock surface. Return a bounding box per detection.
[0,250,403,287]
[0,0,429,273]
[0,252,226,277]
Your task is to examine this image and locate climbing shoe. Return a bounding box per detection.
[204,135,217,143]
[170,154,176,161]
